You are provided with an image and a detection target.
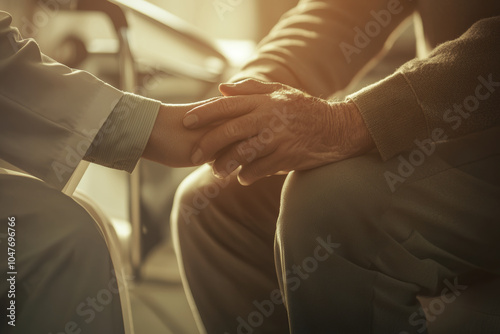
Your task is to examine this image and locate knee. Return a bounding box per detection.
[65,206,109,260]
[171,164,247,248]
[171,164,283,249]
[172,165,229,227]
[277,154,390,248]
[3,175,109,265]
[42,193,109,263]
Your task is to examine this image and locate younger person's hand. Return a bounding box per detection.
[142,98,221,167]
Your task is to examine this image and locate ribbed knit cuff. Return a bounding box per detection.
[348,72,428,161]
[83,93,160,173]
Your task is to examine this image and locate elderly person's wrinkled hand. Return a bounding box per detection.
[183,79,375,185]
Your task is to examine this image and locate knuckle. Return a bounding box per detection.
[219,97,233,116]
[235,142,248,161]
[235,140,247,152]
[222,121,240,139]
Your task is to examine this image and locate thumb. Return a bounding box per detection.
[219,79,282,96]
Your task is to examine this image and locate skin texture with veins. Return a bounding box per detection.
[183,79,375,185]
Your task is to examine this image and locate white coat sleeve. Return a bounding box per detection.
[0,11,126,189]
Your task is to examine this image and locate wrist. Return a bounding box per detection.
[326,100,375,160]
[343,100,375,155]
[143,104,167,164]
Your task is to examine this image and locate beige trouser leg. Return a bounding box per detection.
[172,165,289,334]
[172,127,500,334]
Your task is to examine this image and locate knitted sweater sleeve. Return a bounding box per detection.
[349,16,500,160]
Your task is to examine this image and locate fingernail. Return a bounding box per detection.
[183,114,198,128]
[237,175,251,186]
[191,148,203,165]
[213,168,228,179]
[220,84,236,92]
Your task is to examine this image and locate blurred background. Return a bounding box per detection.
[0,0,415,333]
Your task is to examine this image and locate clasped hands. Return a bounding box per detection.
[144,79,374,186]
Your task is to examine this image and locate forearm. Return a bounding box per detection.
[0,10,217,188]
